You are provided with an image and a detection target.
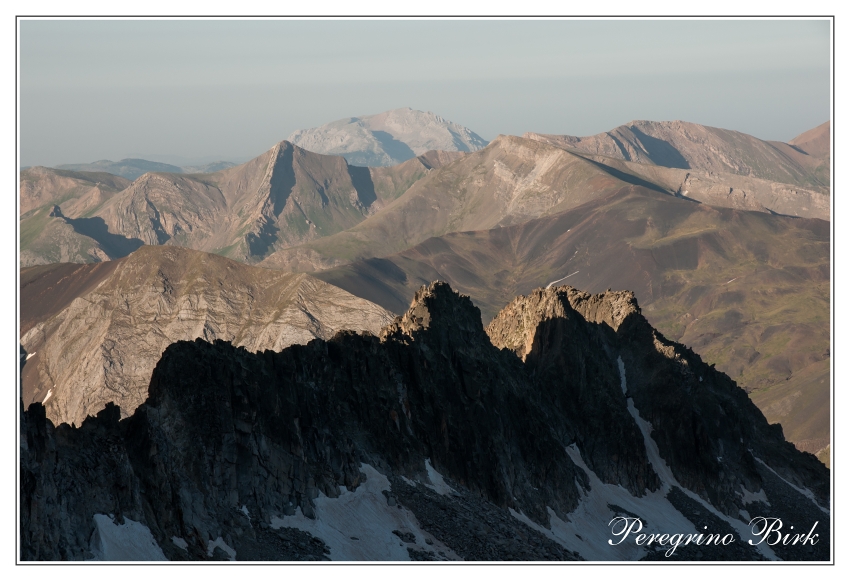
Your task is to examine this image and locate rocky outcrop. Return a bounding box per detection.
[314,183,830,459]
[21,282,829,561]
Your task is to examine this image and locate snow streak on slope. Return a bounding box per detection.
[207,537,237,560]
[270,464,458,561]
[511,443,699,561]
[89,514,167,561]
[740,485,769,506]
[753,456,829,515]
[618,357,779,560]
[511,356,787,560]
[424,459,457,496]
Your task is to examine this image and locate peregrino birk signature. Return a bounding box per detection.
[608,516,819,557]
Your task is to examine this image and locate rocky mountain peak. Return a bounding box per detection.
[382,281,486,344]
[486,286,640,360]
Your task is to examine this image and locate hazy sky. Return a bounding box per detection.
[19,19,831,167]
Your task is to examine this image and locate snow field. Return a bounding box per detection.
[270,463,458,561]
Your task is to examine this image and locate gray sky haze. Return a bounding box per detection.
[20,19,831,167]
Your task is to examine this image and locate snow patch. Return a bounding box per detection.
[753,456,829,515]
[739,485,769,506]
[26,352,36,360]
[619,360,779,560]
[41,389,52,405]
[171,536,188,551]
[270,463,457,561]
[545,445,699,560]
[207,537,236,560]
[240,505,251,520]
[424,459,457,496]
[89,514,167,561]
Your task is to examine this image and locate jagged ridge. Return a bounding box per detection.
[21,282,829,561]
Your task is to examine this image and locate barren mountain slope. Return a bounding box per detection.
[20,168,134,266]
[95,172,228,247]
[369,150,465,203]
[566,154,829,220]
[288,107,487,166]
[314,188,829,456]
[19,245,394,427]
[526,120,829,189]
[789,121,830,159]
[788,121,830,187]
[260,135,649,272]
[21,212,121,267]
[749,358,830,465]
[20,167,130,215]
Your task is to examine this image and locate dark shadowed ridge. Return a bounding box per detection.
[20,282,829,561]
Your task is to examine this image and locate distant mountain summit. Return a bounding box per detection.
[55,159,236,180]
[288,107,488,166]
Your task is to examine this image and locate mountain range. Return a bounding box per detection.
[54,159,238,181]
[19,111,832,561]
[21,145,461,268]
[19,116,831,466]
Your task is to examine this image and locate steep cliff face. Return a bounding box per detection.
[21,283,830,561]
